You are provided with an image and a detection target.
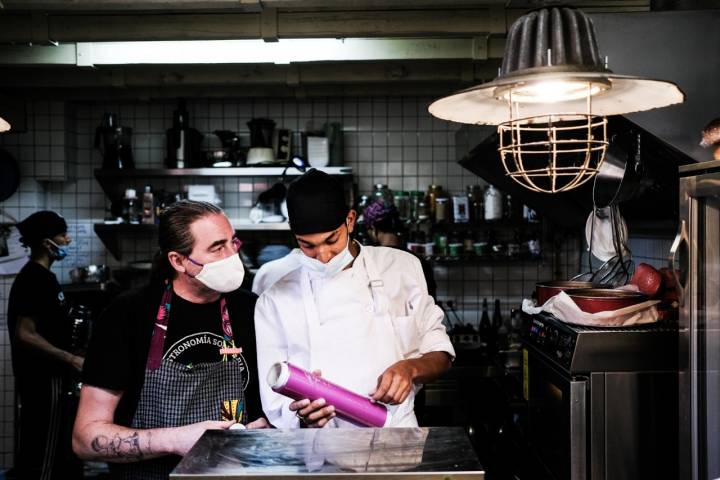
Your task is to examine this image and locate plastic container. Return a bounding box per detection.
[267,362,390,428]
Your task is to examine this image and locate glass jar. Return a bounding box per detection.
[435,197,449,223]
[484,185,503,221]
[372,184,393,205]
[394,191,410,221]
[427,185,443,222]
[452,196,470,223]
[415,192,429,222]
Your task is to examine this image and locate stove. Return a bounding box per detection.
[522,312,678,373]
[519,312,679,480]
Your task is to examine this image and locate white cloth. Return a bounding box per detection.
[251,248,301,295]
[255,245,455,429]
[522,290,660,327]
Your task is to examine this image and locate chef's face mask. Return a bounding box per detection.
[186,253,246,293]
[298,223,354,278]
[185,237,245,293]
[45,239,68,261]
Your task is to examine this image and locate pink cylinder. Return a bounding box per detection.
[267,362,389,428]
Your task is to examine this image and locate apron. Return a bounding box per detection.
[299,247,420,427]
[113,285,248,480]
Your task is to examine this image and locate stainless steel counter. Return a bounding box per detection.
[172,427,484,479]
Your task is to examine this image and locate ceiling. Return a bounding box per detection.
[0,0,715,99]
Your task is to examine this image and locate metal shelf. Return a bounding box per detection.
[94,220,291,260]
[94,167,352,199]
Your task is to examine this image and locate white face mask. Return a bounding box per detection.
[298,238,355,279]
[188,253,246,293]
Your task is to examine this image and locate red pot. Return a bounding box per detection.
[535,281,608,305]
[566,288,648,313]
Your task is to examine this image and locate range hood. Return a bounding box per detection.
[456,115,695,236]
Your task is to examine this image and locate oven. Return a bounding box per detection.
[521,313,678,480]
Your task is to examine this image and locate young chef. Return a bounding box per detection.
[255,169,455,428]
[7,210,83,480]
[73,200,267,479]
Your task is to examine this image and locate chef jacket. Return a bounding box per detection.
[255,244,455,428]
[252,248,301,296]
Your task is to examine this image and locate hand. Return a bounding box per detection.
[370,360,417,405]
[288,370,336,428]
[173,420,235,455]
[70,355,84,372]
[246,417,270,429]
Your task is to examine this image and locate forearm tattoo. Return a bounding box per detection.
[91,431,146,460]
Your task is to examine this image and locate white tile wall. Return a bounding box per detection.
[0,96,595,469]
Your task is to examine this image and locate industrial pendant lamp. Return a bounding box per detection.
[429,6,684,193]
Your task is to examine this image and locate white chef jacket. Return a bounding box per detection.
[251,248,302,295]
[255,244,455,429]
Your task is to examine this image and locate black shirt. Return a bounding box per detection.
[82,284,263,427]
[7,261,72,380]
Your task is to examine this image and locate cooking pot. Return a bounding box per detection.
[565,288,647,313]
[535,281,608,305]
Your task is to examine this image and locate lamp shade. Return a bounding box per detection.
[429,7,684,125]
[0,116,10,132]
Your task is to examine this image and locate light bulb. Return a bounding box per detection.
[497,80,609,104]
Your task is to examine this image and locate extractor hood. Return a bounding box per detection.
[456,115,695,235]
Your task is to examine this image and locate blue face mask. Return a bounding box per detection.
[46,239,68,261]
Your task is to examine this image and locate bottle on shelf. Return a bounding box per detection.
[462,230,475,254]
[467,185,484,225]
[122,188,140,224]
[487,299,503,352]
[394,190,410,222]
[435,196,450,223]
[504,194,514,220]
[479,298,492,349]
[372,184,394,205]
[507,229,521,259]
[484,184,503,221]
[166,99,202,169]
[448,231,462,259]
[141,185,155,225]
[452,195,470,223]
[427,185,443,222]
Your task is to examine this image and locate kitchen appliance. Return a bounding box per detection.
[95,113,135,170]
[675,160,720,480]
[521,311,678,480]
[166,100,202,169]
[246,118,276,165]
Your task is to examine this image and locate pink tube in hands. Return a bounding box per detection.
[267,362,390,428]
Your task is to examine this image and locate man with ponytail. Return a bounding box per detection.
[73,200,266,479]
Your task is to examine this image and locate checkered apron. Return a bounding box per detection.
[112,286,247,480]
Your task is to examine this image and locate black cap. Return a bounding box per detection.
[286,169,349,235]
[16,211,67,247]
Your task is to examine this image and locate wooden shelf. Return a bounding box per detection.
[94,221,291,260]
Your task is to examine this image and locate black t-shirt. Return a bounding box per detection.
[82,284,263,427]
[7,261,72,380]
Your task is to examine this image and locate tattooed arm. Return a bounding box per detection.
[73,385,234,462]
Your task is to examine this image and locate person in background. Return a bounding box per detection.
[7,210,83,480]
[73,200,267,480]
[255,169,454,429]
[363,200,437,300]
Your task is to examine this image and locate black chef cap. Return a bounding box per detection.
[17,211,68,248]
[286,169,349,235]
